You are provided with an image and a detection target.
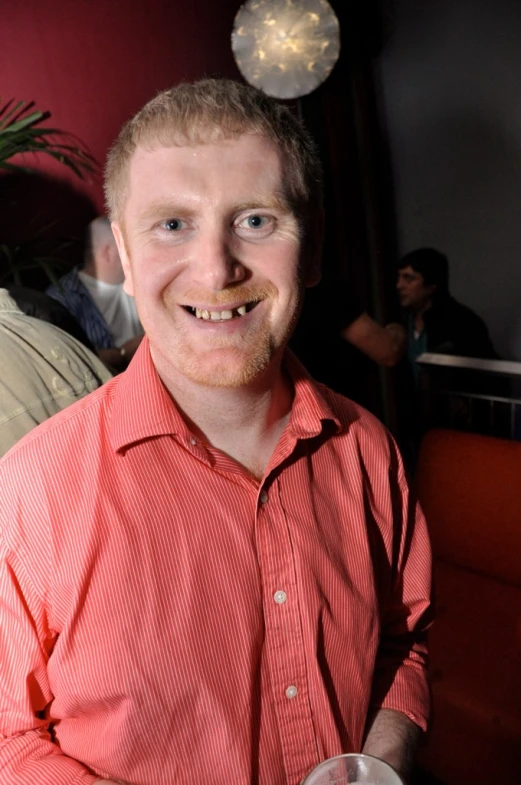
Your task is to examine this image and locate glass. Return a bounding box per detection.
[301,753,405,785]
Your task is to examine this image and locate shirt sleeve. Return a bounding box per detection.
[0,540,98,785]
[368,447,434,732]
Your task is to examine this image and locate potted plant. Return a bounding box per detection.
[0,99,98,286]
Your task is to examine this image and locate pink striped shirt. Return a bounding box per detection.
[0,339,431,785]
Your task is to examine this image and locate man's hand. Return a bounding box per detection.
[362,708,421,781]
[120,335,143,359]
[98,335,143,372]
[341,314,406,367]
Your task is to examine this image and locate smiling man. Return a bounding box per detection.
[0,80,432,785]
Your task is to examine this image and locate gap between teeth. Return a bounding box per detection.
[195,305,247,321]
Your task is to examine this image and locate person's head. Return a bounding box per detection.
[104,78,324,390]
[83,216,124,285]
[396,248,449,312]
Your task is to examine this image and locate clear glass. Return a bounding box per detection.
[301,753,405,785]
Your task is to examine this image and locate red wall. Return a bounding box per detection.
[1,0,241,245]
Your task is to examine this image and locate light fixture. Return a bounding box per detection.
[231,0,341,100]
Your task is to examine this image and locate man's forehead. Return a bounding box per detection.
[130,131,280,165]
[123,135,287,207]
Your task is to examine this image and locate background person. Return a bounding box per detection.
[0,79,432,785]
[396,247,501,458]
[47,216,143,371]
[291,279,406,413]
[397,247,498,381]
[0,288,111,457]
[7,284,95,350]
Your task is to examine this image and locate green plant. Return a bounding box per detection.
[0,99,99,286]
[0,99,97,177]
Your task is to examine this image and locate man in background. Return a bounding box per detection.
[291,275,406,410]
[0,288,111,456]
[397,247,497,379]
[47,216,143,370]
[396,247,501,455]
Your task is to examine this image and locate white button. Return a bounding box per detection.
[259,490,269,503]
[190,438,197,445]
[285,685,298,699]
[273,590,287,604]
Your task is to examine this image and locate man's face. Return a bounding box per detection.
[113,133,319,389]
[396,265,436,312]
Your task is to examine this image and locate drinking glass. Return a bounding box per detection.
[301,753,405,785]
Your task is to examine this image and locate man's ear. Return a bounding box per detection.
[112,222,134,296]
[302,209,324,289]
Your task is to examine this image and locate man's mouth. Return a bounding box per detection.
[183,301,258,322]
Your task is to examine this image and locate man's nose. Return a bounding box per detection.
[191,229,245,291]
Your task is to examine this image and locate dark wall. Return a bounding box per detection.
[374,0,521,360]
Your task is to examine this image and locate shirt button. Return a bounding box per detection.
[273,590,287,604]
[259,490,269,504]
[285,685,298,699]
[190,438,197,445]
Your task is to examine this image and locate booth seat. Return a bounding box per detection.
[415,428,521,784]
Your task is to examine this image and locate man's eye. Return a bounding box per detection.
[162,218,184,231]
[240,215,270,230]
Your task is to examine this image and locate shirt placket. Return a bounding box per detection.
[256,476,319,785]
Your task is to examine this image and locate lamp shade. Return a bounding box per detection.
[231,0,341,100]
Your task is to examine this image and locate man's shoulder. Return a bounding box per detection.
[444,295,481,321]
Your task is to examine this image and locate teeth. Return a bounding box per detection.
[193,305,248,321]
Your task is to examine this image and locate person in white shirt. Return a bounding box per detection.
[47,217,143,371]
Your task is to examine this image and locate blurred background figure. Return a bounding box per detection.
[340,307,406,368]
[396,248,502,461]
[397,247,498,382]
[291,277,406,415]
[46,216,143,371]
[7,285,95,351]
[0,288,112,457]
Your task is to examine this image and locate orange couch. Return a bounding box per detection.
[415,428,521,784]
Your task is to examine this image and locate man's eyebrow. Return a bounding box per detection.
[137,202,197,226]
[233,195,292,213]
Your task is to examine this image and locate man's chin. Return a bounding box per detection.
[178,347,274,389]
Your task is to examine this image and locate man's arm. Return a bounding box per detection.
[363,708,421,781]
[363,443,433,778]
[341,313,406,367]
[0,539,99,785]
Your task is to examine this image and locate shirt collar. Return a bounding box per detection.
[284,351,342,439]
[109,338,341,453]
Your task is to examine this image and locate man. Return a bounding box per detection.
[291,280,406,414]
[0,79,432,785]
[47,216,144,370]
[0,288,111,456]
[397,247,497,378]
[8,285,95,351]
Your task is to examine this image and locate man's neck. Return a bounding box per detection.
[412,299,433,333]
[152,353,294,481]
